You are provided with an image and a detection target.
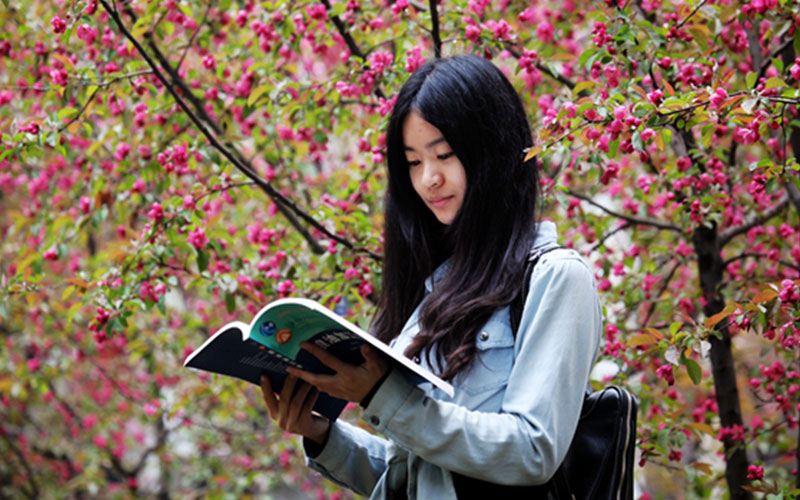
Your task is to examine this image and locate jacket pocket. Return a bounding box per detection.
[458,315,515,396]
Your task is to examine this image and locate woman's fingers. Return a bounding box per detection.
[287,381,313,426]
[277,375,298,428]
[300,386,320,417]
[300,342,348,372]
[260,375,278,419]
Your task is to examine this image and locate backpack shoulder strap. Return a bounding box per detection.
[509,246,562,338]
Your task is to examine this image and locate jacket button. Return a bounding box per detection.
[370,416,380,426]
[412,356,420,364]
[479,331,489,341]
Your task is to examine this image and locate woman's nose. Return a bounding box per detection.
[423,163,443,188]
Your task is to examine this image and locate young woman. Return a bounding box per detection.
[260,54,602,499]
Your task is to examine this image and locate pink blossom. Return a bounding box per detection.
[93,434,108,448]
[79,196,91,214]
[50,68,69,86]
[640,128,656,143]
[51,16,67,33]
[143,400,159,417]
[43,248,58,261]
[709,87,728,109]
[405,47,426,73]
[391,0,409,14]
[647,89,663,105]
[779,279,800,302]
[131,179,145,194]
[20,122,40,135]
[277,280,295,296]
[537,21,555,42]
[518,8,535,23]
[656,364,675,385]
[203,55,216,70]
[465,24,481,43]
[114,142,131,161]
[485,19,511,41]
[747,465,764,481]
[732,126,757,144]
[676,156,692,172]
[82,413,98,430]
[147,202,164,221]
[187,228,209,250]
[77,24,98,44]
[368,51,393,75]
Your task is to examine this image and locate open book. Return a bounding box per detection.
[184,297,454,421]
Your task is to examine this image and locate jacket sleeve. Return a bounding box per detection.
[304,418,395,496]
[360,254,602,485]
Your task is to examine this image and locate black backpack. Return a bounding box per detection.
[509,247,638,500]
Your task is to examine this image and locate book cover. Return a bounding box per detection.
[184,298,454,421]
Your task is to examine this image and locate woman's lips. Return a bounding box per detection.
[429,195,453,208]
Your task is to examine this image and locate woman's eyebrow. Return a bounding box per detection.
[404,137,447,151]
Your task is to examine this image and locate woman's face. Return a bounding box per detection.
[402,111,467,225]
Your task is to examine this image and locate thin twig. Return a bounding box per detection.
[641,260,680,328]
[675,0,706,30]
[567,189,683,233]
[175,2,211,72]
[591,221,631,251]
[57,86,100,133]
[719,194,789,246]
[722,252,800,273]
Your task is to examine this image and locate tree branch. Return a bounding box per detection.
[0,431,39,499]
[102,1,381,261]
[722,252,800,273]
[428,0,442,58]
[319,0,386,100]
[567,189,683,233]
[591,222,631,251]
[718,194,789,246]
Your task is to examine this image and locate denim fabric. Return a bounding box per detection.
[305,222,602,499]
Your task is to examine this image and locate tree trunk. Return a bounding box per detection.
[692,224,753,500]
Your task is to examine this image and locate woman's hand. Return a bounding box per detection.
[286,343,389,404]
[260,374,330,445]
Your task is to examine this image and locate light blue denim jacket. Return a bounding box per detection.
[305,222,602,499]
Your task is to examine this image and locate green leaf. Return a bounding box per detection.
[197,249,208,272]
[745,72,756,89]
[765,77,785,89]
[57,107,79,121]
[684,359,702,385]
[669,322,682,336]
[794,28,800,58]
[572,80,596,99]
[225,292,236,314]
[632,102,655,118]
[248,84,271,107]
[661,128,673,147]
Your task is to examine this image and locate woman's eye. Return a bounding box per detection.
[407,159,421,167]
[437,152,454,160]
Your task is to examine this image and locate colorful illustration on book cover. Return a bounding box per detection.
[250,305,365,371]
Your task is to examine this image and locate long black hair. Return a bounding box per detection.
[371,54,540,381]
